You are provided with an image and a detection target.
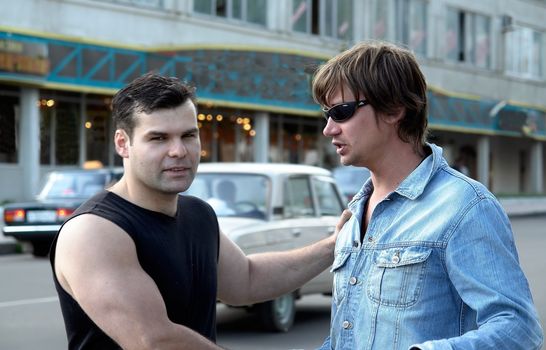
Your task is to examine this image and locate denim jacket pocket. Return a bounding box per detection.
[367,246,432,307]
[331,250,352,304]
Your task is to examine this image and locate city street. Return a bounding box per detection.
[0,215,544,350]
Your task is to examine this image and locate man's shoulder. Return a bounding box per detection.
[59,212,128,243]
[426,166,504,221]
[434,166,493,200]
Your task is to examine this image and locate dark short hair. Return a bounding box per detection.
[312,41,428,147]
[111,72,196,139]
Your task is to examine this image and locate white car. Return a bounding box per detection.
[184,163,345,332]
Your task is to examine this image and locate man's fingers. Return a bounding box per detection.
[336,209,352,232]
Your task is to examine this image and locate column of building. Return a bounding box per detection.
[19,88,41,200]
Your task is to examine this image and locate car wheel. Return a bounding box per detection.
[32,242,51,257]
[256,292,296,332]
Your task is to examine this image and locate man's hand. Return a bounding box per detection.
[330,209,352,244]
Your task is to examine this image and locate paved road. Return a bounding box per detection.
[0,215,544,350]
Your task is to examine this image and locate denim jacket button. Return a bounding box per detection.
[391,255,400,264]
[352,240,359,248]
[342,320,352,329]
[349,276,357,285]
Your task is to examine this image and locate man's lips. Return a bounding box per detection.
[163,166,191,173]
[332,141,347,155]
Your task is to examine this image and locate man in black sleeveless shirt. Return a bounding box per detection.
[50,73,351,349]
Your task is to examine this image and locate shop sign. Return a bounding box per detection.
[0,39,50,76]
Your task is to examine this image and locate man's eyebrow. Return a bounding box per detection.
[183,127,199,135]
[145,130,168,137]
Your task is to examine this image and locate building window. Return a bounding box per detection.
[0,93,18,164]
[40,99,80,166]
[291,0,354,41]
[194,0,267,26]
[505,26,544,80]
[446,8,491,69]
[269,114,324,166]
[373,0,427,56]
[85,104,112,166]
[194,108,256,162]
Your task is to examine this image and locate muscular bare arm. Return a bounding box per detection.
[218,209,352,306]
[54,214,223,350]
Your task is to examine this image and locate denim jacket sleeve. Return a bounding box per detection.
[411,196,543,350]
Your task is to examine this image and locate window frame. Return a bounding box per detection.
[445,7,492,69]
[283,175,316,218]
[193,0,267,26]
[291,0,354,41]
[372,0,428,56]
[311,175,344,217]
[504,24,545,81]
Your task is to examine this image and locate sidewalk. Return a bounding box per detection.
[1,197,546,256]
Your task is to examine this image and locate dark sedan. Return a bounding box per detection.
[2,168,122,256]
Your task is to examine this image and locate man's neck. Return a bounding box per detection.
[368,143,425,199]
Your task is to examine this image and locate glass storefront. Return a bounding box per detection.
[1,86,330,170]
[197,109,254,163]
[0,86,19,163]
[197,107,327,166]
[38,91,113,167]
[86,95,113,167]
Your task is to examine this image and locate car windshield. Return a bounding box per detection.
[185,173,269,220]
[38,172,108,200]
[332,166,370,198]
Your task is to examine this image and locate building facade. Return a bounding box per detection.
[0,0,545,202]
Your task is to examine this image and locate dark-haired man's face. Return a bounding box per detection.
[323,86,391,168]
[122,100,201,196]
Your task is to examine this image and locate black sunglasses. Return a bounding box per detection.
[322,100,368,122]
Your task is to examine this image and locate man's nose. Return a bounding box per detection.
[323,118,340,137]
[168,139,187,158]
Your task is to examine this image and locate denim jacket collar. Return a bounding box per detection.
[396,143,445,200]
[348,143,445,210]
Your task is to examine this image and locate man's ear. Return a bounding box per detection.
[383,107,405,125]
[114,129,130,158]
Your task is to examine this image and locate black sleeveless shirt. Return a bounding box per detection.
[50,191,220,349]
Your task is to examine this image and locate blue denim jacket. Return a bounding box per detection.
[320,143,543,350]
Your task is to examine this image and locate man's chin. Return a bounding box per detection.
[340,157,353,166]
[158,182,191,195]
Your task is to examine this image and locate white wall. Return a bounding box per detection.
[0,165,24,203]
[490,137,523,194]
[0,0,342,55]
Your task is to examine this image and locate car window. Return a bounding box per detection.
[312,178,344,216]
[284,176,315,218]
[332,166,370,200]
[39,172,108,199]
[185,173,269,220]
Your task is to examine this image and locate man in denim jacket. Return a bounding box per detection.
[312,41,543,350]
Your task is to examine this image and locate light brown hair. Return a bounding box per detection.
[312,41,428,147]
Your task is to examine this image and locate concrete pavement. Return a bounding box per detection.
[1,197,546,255]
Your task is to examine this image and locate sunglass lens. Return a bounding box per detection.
[330,103,355,122]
